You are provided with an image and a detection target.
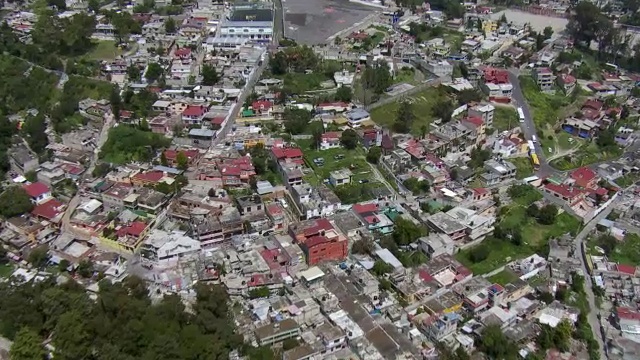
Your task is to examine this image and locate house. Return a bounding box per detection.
[316,102,351,114]
[419,233,455,258]
[329,169,352,187]
[543,183,585,206]
[344,108,371,128]
[460,116,486,144]
[236,195,264,216]
[9,145,39,175]
[320,132,341,150]
[163,149,200,167]
[557,73,576,95]
[181,105,208,125]
[251,100,273,116]
[23,182,52,204]
[426,212,467,243]
[255,319,300,346]
[425,60,453,79]
[299,232,348,265]
[532,67,556,92]
[101,220,151,253]
[493,136,524,157]
[468,103,495,127]
[568,167,598,189]
[31,199,66,224]
[482,67,512,103]
[351,202,394,234]
[480,159,517,185]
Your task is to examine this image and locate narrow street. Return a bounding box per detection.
[574,201,619,360]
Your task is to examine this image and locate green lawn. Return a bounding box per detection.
[488,269,521,286]
[550,142,623,171]
[457,238,534,275]
[457,191,582,275]
[296,139,371,182]
[369,87,448,136]
[0,263,14,278]
[616,172,640,188]
[280,72,331,93]
[518,76,575,128]
[510,157,534,180]
[609,233,640,266]
[492,105,519,132]
[83,40,124,61]
[394,67,417,85]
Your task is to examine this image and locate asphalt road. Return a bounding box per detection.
[508,70,556,178]
[575,201,618,360]
[212,0,284,147]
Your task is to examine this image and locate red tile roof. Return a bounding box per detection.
[617,306,640,321]
[116,221,147,238]
[559,73,576,85]
[252,100,273,112]
[31,199,65,220]
[616,264,637,276]
[419,269,434,282]
[174,48,191,57]
[321,131,341,140]
[583,99,604,111]
[210,116,226,125]
[23,182,50,198]
[60,163,84,175]
[302,218,334,238]
[132,171,165,183]
[164,149,199,162]
[352,203,378,214]
[544,183,583,199]
[483,67,510,84]
[464,116,484,127]
[472,188,489,196]
[570,167,597,188]
[306,235,331,249]
[272,147,303,160]
[182,105,207,117]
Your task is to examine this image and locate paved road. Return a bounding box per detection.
[212,0,284,147]
[61,113,115,235]
[575,199,622,360]
[508,70,556,178]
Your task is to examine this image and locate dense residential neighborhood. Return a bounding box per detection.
[2,0,640,359]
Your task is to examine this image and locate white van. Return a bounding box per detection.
[531,135,537,143]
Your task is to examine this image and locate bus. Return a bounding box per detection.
[517,107,525,122]
[531,153,540,170]
[527,140,535,154]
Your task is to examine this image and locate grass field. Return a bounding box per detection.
[456,189,582,274]
[492,105,519,132]
[616,172,640,188]
[550,142,623,170]
[519,76,575,128]
[488,269,521,286]
[0,263,14,278]
[84,40,124,61]
[510,157,534,179]
[369,87,448,136]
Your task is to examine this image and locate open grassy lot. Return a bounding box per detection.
[83,40,124,61]
[393,67,418,85]
[519,76,576,128]
[488,269,521,286]
[550,141,623,170]
[296,139,372,182]
[0,263,14,278]
[510,157,534,179]
[456,187,582,275]
[492,105,519,132]
[616,172,640,188]
[369,87,448,136]
[457,238,534,275]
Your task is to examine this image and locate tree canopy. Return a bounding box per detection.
[99,125,172,164]
[0,186,34,218]
[0,277,244,360]
[283,108,312,135]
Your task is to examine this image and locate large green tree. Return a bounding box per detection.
[0,186,34,218]
[10,327,46,360]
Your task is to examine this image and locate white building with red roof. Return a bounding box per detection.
[23,182,52,204]
[320,131,341,150]
[181,105,209,125]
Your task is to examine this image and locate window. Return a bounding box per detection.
[259,29,264,33]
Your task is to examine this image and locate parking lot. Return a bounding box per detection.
[283,0,377,44]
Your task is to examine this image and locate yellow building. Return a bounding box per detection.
[482,20,498,34]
